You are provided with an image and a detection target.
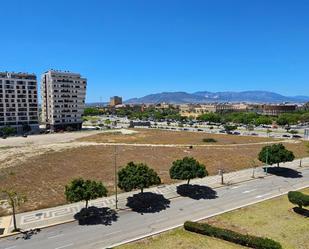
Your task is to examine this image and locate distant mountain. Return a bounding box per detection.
[126,92,206,104]
[125,91,309,104]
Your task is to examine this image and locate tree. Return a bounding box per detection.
[0,126,16,136]
[169,157,208,184]
[258,144,295,167]
[288,191,309,209]
[1,189,27,232]
[118,162,161,193]
[65,178,107,209]
[224,125,237,132]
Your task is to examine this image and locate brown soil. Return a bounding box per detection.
[0,139,307,216]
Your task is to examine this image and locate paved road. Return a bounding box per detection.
[0,167,308,249]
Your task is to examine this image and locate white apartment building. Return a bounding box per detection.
[0,72,39,133]
[41,70,87,131]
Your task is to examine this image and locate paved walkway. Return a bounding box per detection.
[0,157,308,237]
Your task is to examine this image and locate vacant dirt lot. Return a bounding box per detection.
[77,128,278,145]
[0,137,307,215]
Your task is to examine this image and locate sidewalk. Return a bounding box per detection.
[0,157,308,237]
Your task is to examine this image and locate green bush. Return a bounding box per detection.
[184,221,282,249]
[0,126,16,136]
[288,191,309,209]
[202,138,217,143]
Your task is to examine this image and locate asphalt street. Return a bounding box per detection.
[0,167,308,249]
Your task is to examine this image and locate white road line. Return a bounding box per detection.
[54,243,74,249]
[242,189,256,193]
[48,234,64,239]
[230,186,240,189]
[255,193,272,199]
[103,230,122,237]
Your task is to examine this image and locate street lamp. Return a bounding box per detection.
[114,145,118,209]
[265,147,269,175]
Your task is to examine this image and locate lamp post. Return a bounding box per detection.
[114,145,118,209]
[265,147,269,175]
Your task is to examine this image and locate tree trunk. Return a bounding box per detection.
[85,200,88,209]
[277,162,280,167]
[187,179,190,185]
[141,188,144,194]
[12,203,17,231]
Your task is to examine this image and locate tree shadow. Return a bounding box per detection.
[293,207,309,218]
[263,167,303,178]
[126,192,170,214]
[74,207,118,225]
[177,184,218,200]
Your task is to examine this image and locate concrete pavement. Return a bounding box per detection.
[0,166,308,249]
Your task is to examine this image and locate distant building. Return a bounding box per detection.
[179,103,249,117]
[110,96,122,107]
[41,70,87,131]
[258,104,297,116]
[0,72,39,133]
[305,128,309,140]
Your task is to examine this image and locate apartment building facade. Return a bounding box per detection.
[0,72,39,132]
[109,96,122,107]
[41,70,87,131]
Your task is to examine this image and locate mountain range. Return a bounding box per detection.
[125,91,309,104]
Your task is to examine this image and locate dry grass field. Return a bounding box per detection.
[77,128,277,145]
[0,129,307,216]
[205,188,309,249]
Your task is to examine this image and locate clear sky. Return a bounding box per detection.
[0,0,308,102]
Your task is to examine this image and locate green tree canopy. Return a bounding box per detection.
[258,144,295,167]
[169,157,208,184]
[288,191,309,209]
[65,178,107,209]
[118,162,161,193]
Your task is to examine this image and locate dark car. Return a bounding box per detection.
[219,130,226,133]
[292,135,302,139]
[233,131,241,135]
[197,129,203,131]
[282,134,290,138]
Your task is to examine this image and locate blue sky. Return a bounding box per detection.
[0,0,308,102]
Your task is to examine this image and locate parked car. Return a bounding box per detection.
[282,134,290,138]
[292,135,302,139]
[233,131,241,135]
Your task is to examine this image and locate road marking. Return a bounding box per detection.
[54,243,73,249]
[103,230,122,237]
[4,246,16,249]
[255,193,272,199]
[230,186,240,189]
[48,234,64,239]
[242,189,256,193]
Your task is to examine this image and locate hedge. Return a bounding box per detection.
[202,138,217,143]
[184,221,282,249]
[288,191,309,209]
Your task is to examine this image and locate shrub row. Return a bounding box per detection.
[184,221,282,249]
[288,191,309,209]
[202,138,217,143]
